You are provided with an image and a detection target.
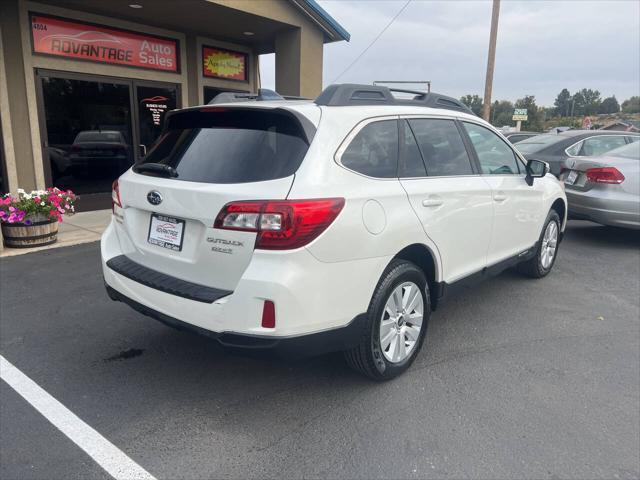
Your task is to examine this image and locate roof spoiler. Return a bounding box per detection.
[208,88,285,104]
[314,83,475,115]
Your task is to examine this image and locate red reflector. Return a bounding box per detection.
[214,198,345,250]
[585,167,625,184]
[111,179,122,212]
[261,300,276,328]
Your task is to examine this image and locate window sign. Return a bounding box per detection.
[202,46,247,81]
[31,14,179,72]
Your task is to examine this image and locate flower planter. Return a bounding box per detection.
[1,218,59,248]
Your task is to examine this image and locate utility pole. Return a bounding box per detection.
[482,0,500,121]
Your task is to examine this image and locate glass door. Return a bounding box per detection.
[36,71,180,211]
[134,83,178,153]
[37,72,134,211]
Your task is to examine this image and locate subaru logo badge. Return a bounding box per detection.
[147,191,162,206]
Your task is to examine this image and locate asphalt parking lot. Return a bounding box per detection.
[1,220,639,480]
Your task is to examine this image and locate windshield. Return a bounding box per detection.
[608,141,640,159]
[139,109,309,184]
[515,134,567,153]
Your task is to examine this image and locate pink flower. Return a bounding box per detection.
[8,206,15,212]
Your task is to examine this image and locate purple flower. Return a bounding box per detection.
[24,218,32,225]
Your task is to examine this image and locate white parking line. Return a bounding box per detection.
[0,354,156,480]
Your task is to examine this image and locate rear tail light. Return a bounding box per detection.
[111,179,122,212]
[585,167,625,184]
[261,300,276,328]
[214,198,345,250]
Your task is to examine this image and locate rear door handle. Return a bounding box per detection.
[422,197,444,207]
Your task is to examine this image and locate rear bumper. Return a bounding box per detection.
[105,284,366,358]
[566,189,640,229]
[102,218,389,345]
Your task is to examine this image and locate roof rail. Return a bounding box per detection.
[208,88,284,105]
[314,83,474,115]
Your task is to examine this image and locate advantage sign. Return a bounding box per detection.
[31,14,179,72]
[512,108,528,121]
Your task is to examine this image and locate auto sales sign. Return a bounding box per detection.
[31,14,178,72]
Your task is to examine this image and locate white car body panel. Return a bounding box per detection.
[101,97,567,343]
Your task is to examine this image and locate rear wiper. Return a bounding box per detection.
[133,163,178,178]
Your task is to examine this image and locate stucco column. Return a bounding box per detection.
[275,26,323,98]
[0,0,37,192]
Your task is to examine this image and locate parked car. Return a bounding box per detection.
[102,84,567,380]
[516,130,639,176]
[69,130,131,176]
[562,141,639,229]
[503,131,540,144]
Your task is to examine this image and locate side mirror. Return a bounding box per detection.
[138,144,147,158]
[525,159,549,186]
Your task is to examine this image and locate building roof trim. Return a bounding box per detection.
[292,0,350,42]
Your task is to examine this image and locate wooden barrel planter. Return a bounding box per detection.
[2,218,59,248]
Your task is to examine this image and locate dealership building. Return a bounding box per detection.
[0,0,349,210]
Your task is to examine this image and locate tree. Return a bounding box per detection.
[621,96,640,114]
[553,88,572,117]
[570,88,601,116]
[460,94,483,116]
[598,96,620,114]
[514,95,543,131]
[490,100,514,127]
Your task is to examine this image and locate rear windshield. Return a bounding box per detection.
[515,134,567,153]
[609,141,640,159]
[139,109,309,184]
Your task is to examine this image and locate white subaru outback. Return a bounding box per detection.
[102,84,567,380]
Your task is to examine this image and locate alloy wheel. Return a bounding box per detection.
[379,282,424,363]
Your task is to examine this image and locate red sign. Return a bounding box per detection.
[202,46,247,81]
[31,14,178,72]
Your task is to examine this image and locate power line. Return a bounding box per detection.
[331,0,412,83]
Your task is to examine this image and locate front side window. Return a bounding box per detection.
[579,136,628,156]
[407,119,474,176]
[463,122,521,174]
[340,120,398,178]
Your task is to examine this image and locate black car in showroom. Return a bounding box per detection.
[515,130,639,176]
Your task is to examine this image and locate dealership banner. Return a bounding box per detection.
[31,14,178,72]
[202,46,247,81]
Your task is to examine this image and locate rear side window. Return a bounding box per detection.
[139,109,309,184]
[408,119,474,176]
[340,120,398,178]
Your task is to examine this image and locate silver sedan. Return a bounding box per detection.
[562,141,640,230]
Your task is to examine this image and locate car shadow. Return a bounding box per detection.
[564,220,640,249]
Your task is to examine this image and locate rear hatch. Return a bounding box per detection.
[113,106,315,292]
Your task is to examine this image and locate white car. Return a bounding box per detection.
[102,84,567,380]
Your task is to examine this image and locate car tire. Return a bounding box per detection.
[518,210,561,278]
[344,259,430,381]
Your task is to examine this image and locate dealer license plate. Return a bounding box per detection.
[564,170,578,185]
[148,214,185,251]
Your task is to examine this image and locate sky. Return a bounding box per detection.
[259,0,640,107]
